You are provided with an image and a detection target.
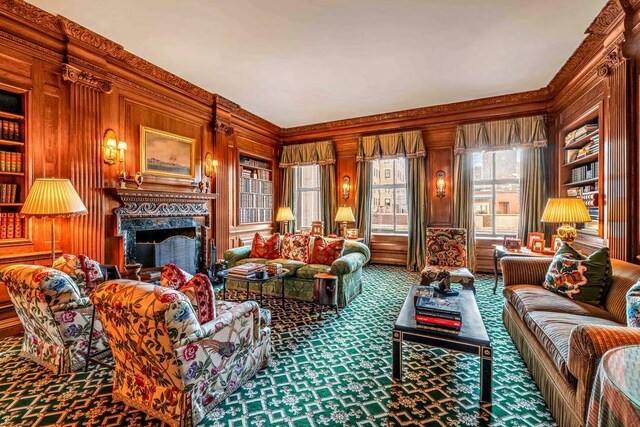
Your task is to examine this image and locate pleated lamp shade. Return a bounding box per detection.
[276,207,295,222]
[540,198,591,224]
[334,206,356,223]
[21,178,87,218]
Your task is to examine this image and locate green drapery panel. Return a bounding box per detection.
[406,156,427,271]
[355,160,372,246]
[455,115,547,153]
[453,147,476,272]
[519,147,546,240]
[279,140,336,233]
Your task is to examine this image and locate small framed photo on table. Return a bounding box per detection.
[532,239,545,253]
[551,235,562,251]
[526,232,545,250]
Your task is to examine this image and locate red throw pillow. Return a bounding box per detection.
[250,233,280,259]
[310,237,345,265]
[281,233,310,262]
[178,273,216,323]
[160,263,193,289]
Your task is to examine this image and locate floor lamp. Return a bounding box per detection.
[20,178,88,265]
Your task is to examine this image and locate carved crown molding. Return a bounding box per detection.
[214,119,235,136]
[283,88,550,136]
[62,63,113,93]
[587,0,623,36]
[111,188,215,218]
[0,0,60,33]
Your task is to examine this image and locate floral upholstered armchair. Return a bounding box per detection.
[91,280,271,427]
[420,228,475,292]
[0,264,108,374]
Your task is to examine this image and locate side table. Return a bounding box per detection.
[492,245,554,294]
[312,273,339,318]
[587,345,640,427]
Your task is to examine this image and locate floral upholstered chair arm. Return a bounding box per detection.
[173,300,261,389]
[223,246,252,267]
[49,296,92,313]
[568,324,640,417]
[500,257,553,287]
[331,253,368,275]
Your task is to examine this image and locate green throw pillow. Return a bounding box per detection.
[543,243,612,307]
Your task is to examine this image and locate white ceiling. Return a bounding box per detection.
[29,0,605,128]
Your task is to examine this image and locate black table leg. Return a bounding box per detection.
[480,346,493,403]
[281,277,285,309]
[223,278,226,300]
[334,304,340,317]
[392,330,402,381]
[84,305,97,372]
[259,282,263,306]
[246,281,250,301]
[493,249,499,294]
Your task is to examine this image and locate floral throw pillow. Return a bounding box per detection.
[250,233,280,259]
[310,237,345,266]
[543,243,612,307]
[52,254,104,295]
[626,282,640,327]
[178,273,216,323]
[281,233,310,263]
[160,263,194,289]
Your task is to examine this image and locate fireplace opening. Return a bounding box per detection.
[134,227,198,274]
[136,227,196,243]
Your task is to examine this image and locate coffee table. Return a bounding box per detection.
[217,269,289,308]
[392,285,493,403]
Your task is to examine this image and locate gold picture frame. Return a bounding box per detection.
[140,126,196,179]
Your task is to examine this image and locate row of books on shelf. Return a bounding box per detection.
[240,157,270,170]
[240,193,273,209]
[0,119,21,141]
[226,263,266,279]
[0,184,18,203]
[0,213,23,239]
[0,151,22,172]
[567,183,598,197]
[241,177,273,194]
[565,123,598,145]
[239,208,273,223]
[414,286,462,335]
[570,161,598,183]
[241,167,271,181]
[565,135,599,163]
[588,207,599,220]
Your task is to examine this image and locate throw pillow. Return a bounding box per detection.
[310,237,345,266]
[160,263,194,289]
[281,233,310,263]
[250,233,280,259]
[543,243,612,307]
[178,273,216,323]
[627,282,640,327]
[52,254,104,295]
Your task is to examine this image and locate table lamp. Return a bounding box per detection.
[540,198,591,243]
[276,207,294,234]
[20,178,88,264]
[335,206,355,238]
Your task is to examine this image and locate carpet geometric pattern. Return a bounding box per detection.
[0,265,555,426]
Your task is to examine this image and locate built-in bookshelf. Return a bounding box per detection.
[238,154,273,224]
[0,88,26,244]
[560,109,601,236]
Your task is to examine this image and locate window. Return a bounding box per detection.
[294,165,321,229]
[473,150,521,236]
[371,158,408,234]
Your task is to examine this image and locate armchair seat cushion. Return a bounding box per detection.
[297,264,332,279]
[505,285,616,322]
[421,265,474,284]
[523,311,620,383]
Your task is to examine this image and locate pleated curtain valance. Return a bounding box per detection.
[279,140,335,168]
[454,115,547,154]
[356,130,425,162]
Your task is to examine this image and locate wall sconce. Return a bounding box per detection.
[117,141,127,173]
[436,170,446,198]
[103,129,118,165]
[204,152,217,177]
[342,176,350,201]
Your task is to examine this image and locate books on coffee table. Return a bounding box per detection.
[226,263,266,279]
[414,286,462,334]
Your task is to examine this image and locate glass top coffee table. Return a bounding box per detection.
[393,285,493,403]
[217,269,289,308]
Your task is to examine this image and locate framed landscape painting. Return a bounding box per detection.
[140,126,196,179]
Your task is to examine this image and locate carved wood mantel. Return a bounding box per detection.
[109,188,217,218]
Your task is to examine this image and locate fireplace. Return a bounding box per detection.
[111,188,216,273]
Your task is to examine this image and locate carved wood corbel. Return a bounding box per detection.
[61,63,113,93]
[214,119,235,136]
[597,36,628,77]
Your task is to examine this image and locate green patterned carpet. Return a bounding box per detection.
[0,265,555,426]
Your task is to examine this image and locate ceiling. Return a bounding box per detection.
[29,0,606,128]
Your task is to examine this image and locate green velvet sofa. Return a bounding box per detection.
[223,240,370,307]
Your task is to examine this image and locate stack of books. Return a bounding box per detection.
[226,263,266,279]
[414,286,462,335]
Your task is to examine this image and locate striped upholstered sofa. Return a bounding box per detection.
[500,256,640,427]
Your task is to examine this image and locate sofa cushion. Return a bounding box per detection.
[605,259,640,324]
[52,254,104,296]
[266,258,305,276]
[627,282,640,327]
[160,264,193,289]
[234,258,269,267]
[310,237,345,266]
[281,233,310,262]
[178,273,216,323]
[297,264,332,279]
[250,233,280,259]
[543,244,612,307]
[504,285,616,322]
[524,311,621,382]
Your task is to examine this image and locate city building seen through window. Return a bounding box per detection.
[473,149,521,236]
[371,158,408,234]
[294,165,321,229]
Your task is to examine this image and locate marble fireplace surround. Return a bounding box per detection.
[110,188,216,271]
